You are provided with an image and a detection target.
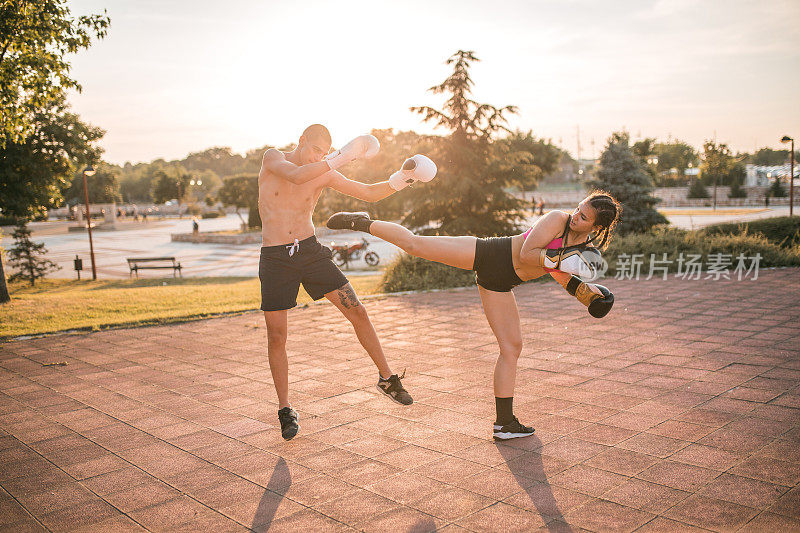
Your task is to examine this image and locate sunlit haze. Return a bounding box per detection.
[66,0,800,165]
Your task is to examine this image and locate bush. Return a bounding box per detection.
[602,225,800,278]
[381,253,475,292]
[201,212,220,219]
[687,179,710,198]
[728,178,747,198]
[704,216,800,248]
[770,179,786,198]
[0,215,19,226]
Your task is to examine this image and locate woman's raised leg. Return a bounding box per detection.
[368,220,477,270]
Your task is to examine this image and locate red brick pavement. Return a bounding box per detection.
[1,269,799,532]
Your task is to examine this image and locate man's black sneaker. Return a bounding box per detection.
[377,373,413,405]
[493,416,535,440]
[326,212,372,232]
[278,407,299,440]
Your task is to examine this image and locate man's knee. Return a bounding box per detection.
[265,324,288,346]
[499,339,522,359]
[343,303,369,322]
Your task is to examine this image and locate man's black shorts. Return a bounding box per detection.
[259,235,348,311]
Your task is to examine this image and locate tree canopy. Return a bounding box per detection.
[0,96,104,219]
[0,0,109,147]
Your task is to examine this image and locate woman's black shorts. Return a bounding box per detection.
[259,236,348,311]
[472,236,523,292]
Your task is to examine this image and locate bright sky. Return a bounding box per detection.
[66,0,800,165]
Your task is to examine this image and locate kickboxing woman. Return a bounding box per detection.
[258,125,438,440]
[327,191,621,440]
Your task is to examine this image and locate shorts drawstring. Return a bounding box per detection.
[286,238,300,257]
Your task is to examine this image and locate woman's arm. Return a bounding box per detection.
[518,211,569,265]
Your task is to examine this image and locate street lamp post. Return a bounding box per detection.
[781,136,794,216]
[82,165,97,280]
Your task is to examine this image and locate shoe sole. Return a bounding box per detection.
[375,384,413,406]
[493,430,535,440]
[328,212,370,230]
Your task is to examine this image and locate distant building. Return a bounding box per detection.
[745,164,799,187]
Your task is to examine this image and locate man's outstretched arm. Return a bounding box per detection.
[327,154,438,203]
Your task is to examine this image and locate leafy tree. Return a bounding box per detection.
[218,174,258,226]
[62,163,121,205]
[0,0,109,147]
[499,130,561,192]
[119,170,155,203]
[404,50,525,236]
[590,132,667,234]
[7,223,60,286]
[701,141,735,187]
[656,141,698,171]
[182,146,257,177]
[750,148,790,166]
[654,140,699,185]
[632,138,659,181]
[0,97,103,302]
[150,167,191,205]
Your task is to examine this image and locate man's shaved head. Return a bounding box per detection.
[302,124,331,145]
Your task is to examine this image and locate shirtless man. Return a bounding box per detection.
[259,124,437,440]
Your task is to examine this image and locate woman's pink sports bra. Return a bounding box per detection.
[522,216,570,272]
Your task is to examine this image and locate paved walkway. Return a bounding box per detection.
[1,270,799,532]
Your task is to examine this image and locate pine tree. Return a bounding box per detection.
[7,223,60,286]
[590,132,668,234]
[404,50,525,236]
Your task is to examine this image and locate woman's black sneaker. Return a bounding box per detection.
[377,373,413,405]
[493,416,535,440]
[278,407,299,440]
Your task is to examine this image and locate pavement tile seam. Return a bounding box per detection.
[0,390,336,531]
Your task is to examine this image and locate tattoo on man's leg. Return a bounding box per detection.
[338,286,361,309]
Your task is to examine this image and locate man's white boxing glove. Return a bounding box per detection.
[324,134,380,170]
[388,154,438,191]
[539,244,604,281]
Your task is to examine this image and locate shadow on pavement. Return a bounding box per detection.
[409,517,438,532]
[251,457,290,531]
[496,436,572,532]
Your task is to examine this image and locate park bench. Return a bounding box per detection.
[127,257,182,278]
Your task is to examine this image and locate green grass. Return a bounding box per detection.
[1,275,382,339]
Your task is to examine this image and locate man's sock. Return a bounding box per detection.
[495,397,514,426]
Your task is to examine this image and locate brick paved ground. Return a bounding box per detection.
[1,269,799,532]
